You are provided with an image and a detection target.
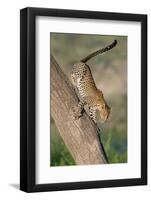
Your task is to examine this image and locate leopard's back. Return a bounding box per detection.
[71,62,97,98]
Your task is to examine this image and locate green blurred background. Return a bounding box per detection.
[50,33,127,166]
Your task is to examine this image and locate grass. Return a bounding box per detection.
[50,119,75,166]
[99,128,127,163]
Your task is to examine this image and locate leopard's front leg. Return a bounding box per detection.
[72,100,86,120]
[89,106,97,123]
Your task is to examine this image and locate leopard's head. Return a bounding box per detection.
[96,90,111,123]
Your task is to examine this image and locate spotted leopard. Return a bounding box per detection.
[71,40,117,123]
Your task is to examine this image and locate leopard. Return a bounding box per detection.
[71,40,117,123]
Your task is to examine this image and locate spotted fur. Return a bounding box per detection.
[71,40,117,123]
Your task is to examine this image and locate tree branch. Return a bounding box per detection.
[51,55,108,165]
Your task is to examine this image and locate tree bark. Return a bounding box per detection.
[51,55,108,165]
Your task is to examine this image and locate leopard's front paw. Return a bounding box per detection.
[70,105,82,120]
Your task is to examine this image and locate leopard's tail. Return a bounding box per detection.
[81,40,117,63]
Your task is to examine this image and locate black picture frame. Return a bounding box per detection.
[20,7,147,192]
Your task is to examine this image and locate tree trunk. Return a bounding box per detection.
[50,55,108,165]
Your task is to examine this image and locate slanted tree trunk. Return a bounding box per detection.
[50,55,108,165]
